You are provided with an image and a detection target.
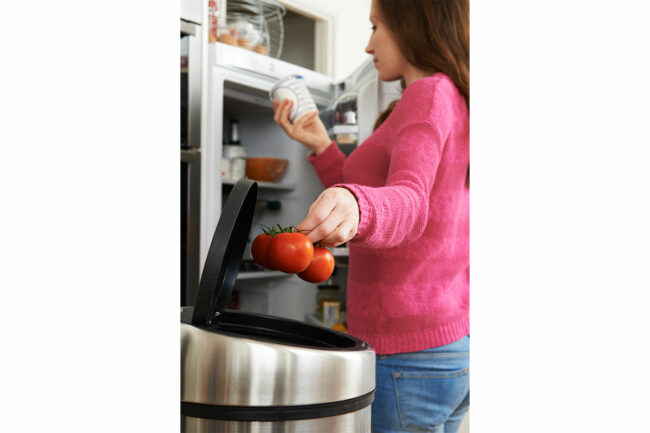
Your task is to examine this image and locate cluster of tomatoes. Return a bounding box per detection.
[251,225,335,283]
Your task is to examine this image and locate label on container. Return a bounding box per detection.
[270,75,318,123]
[322,301,341,322]
[221,158,231,178]
[231,157,246,179]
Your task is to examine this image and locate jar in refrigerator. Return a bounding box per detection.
[223,145,247,180]
[231,156,246,179]
[322,300,341,324]
[229,119,241,145]
[269,75,318,123]
[221,157,232,179]
[223,119,246,180]
[208,1,219,43]
[316,283,341,321]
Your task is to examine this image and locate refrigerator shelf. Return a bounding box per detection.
[222,178,296,191]
[329,125,359,135]
[237,270,294,280]
[331,247,349,257]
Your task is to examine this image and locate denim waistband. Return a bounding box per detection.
[377,335,469,359]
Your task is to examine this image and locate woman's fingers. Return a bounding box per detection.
[301,207,338,244]
[273,99,281,123]
[306,213,352,247]
[297,194,333,240]
[318,221,354,247]
[294,110,317,129]
[297,188,359,245]
[273,99,326,152]
[273,99,291,128]
[276,100,295,137]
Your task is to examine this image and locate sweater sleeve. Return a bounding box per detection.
[334,121,443,248]
[307,140,346,188]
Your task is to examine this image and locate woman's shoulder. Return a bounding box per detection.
[402,73,464,108]
[397,73,468,138]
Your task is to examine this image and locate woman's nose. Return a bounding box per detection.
[365,39,373,55]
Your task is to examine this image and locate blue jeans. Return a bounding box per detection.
[371,336,470,433]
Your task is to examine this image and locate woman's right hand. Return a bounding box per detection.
[273,98,332,156]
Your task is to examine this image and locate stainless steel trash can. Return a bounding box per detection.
[181,178,375,433]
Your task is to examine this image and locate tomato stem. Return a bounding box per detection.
[261,224,307,237]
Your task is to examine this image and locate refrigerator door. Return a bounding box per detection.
[181,0,202,24]
[181,19,202,150]
[331,58,381,146]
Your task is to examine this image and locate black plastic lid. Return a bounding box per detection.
[191,178,257,327]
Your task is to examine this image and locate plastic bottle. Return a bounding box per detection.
[317,280,341,326]
[226,120,246,179]
[229,119,241,145]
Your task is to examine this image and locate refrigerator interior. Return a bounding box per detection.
[204,44,389,323]
[221,79,341,322]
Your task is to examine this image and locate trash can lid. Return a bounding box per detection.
[191,178,257,327]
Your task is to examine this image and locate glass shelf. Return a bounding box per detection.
[329,124,359,135]
[236,270,294,280]
[222,178,295,191]
[331,247,349,257]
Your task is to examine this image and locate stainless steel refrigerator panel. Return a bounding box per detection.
[181,19,202,150]
[181,149,201,305]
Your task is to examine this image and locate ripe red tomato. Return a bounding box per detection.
[251,233,276,270]
[268,232,314,274]
[298,246,335,283]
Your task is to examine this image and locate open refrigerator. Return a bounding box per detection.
[190,41,400,324]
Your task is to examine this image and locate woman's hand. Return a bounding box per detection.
[273,98,332,155]
[297,187,360,247]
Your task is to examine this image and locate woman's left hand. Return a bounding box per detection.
[297,187,360,247]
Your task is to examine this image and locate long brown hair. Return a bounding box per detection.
[373,0,469,131]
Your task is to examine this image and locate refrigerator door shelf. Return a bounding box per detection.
[221,178,296,191]
[217,65,333,109]
[330,125,359,135]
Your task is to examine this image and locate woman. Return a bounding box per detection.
[273,0,469,431]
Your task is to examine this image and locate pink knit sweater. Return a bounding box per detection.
[308,73,469,354]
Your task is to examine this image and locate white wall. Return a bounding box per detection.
[280,0,373,81]
[329,0,373,81]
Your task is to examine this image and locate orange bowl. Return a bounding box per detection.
[246,158,289,183]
